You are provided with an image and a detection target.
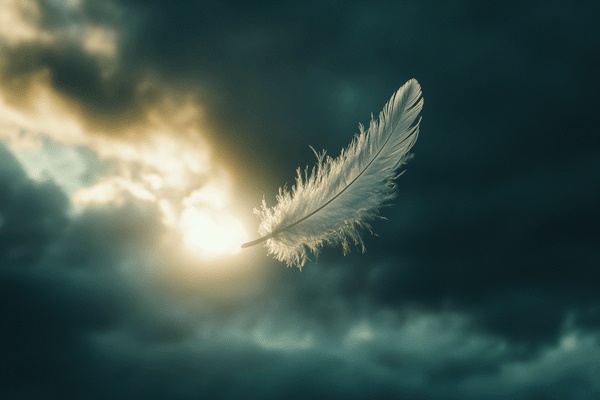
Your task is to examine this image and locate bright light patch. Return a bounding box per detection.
[71,177,157,206]
[179,207,248,259]
[178,183,249,259]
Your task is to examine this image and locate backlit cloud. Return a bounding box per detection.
[0,0,249,264]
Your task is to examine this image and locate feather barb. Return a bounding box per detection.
[242,79,424,268]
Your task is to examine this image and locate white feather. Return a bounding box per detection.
[242,79,424,268]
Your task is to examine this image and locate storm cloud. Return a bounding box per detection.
[1,1,599,399]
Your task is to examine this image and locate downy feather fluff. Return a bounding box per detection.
[242,79,423,268]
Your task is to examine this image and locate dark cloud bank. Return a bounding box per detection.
[1,1,600,399]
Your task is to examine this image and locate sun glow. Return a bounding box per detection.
[177,183,248,259]
[179,207,248,258]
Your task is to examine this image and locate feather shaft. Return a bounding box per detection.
[241,123,415,249]
[242,79,424,267]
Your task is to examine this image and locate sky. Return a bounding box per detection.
[1,1,599,399]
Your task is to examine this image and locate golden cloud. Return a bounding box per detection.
[0,0,251,262]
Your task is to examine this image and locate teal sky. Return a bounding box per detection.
[1,1,599,399]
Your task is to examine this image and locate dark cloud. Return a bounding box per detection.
[5,44,132,115]
[1,1,600,399]
[49,201,163,270]
[0,144,69,269]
